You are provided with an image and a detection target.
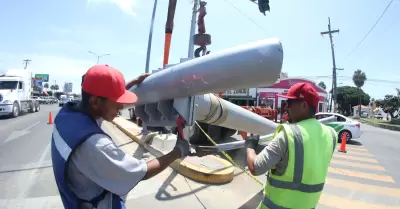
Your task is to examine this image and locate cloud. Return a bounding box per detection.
[87,0,137,16]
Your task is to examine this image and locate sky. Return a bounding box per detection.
[0,0,399,99]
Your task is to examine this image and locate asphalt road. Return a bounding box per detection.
[0,104,60,208]
[0,107,400,209]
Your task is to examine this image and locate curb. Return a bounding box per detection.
[358,119,400,132]
[111,117,234,184]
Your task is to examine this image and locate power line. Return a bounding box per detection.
[345,0,397,58]
[379,1,400,37]
[219,0,269,35]
[298,75,400,84]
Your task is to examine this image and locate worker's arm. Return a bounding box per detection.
[70,133,189,197]
[142,138,189,180]
[246,131,287,176]
[125,73,151,89]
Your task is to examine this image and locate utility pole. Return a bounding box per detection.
[23,59,31,69]
[187,0,199,58]
[321,17,339,112]
[145,0,158,73]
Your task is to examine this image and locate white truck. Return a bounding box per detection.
[0,69,40,118]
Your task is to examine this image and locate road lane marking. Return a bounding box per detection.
[4,121,41,143]
[328,167,395,183]
[16,142,51,198]
[325,178,400,198]
[345,151,374,157]
[330,159,386,171]
[319,193,400,209]
[0,160,52,173]
[334,154,379,164]
[336,145,369,152]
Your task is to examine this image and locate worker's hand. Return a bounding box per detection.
[245,135,260,150]
[136,73,151,84]
[125,73,151,89]
[174,139,191,158]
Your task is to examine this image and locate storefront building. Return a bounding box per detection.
[256,78,328,114]
[221,88,255,106]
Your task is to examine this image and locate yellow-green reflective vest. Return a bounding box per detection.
[258,118,337,209]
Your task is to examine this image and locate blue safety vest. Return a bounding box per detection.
[51,103,126,209]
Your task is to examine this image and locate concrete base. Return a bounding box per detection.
[112,117,234,184]
[150,134,177,153]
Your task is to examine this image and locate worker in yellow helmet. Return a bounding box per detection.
[245,82,338,209]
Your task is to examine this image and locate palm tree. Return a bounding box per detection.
[44,83,49,90]
[352,69,367,116]
[318,81,326,90]
[54,84,59,92]
[50,85,55,92]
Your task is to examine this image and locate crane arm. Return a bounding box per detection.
[163,0,177,68]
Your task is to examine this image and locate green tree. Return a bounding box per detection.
[50,85,55,91]
[352,69,367,116]
[336,86,370,116]
[376,94,400,118]
[318,81,326,90]
[44,83,49,89]
[54,84,59,92]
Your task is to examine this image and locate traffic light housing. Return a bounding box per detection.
[257,0,270,15]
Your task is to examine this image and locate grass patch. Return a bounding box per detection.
[362,118,389,124]
[359,118,400,128]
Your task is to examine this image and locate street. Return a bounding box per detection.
[0,106,400,208]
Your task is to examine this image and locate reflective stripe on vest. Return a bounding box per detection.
[53,125,72,161]
[262,124,336,209]
[327,127,337,154]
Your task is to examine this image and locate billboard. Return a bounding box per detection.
[64,82,73,93]
[35,74,49,82]
[33,80,43,87]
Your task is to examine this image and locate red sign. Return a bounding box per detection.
[259,78,327,94]
[259,92,276,98]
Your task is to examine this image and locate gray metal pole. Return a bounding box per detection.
[187,0,199,59]
[128,38,283,106]
[144,0,158,73]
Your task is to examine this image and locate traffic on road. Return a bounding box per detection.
[0,103,399,208]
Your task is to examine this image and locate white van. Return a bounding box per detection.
[59,95,70,107]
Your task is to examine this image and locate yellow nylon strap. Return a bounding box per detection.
[195,121,264,186]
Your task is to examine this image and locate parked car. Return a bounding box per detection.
[316,112,361,143]
[59,97,70,107]
[373,113,384,119]
[37,97,46,104]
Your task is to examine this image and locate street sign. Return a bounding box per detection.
[222,89,248,96]
[34,74,49,82]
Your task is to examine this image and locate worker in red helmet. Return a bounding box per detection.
[52,64,193,209]
[245,82,338,209]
